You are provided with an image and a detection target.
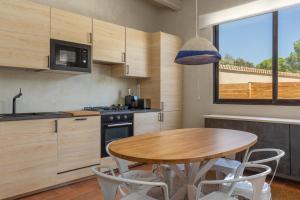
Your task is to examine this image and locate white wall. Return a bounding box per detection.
[0,0,161,114]
[159,0,300,128]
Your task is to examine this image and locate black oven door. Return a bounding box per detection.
[50,39,91,73]
[101,122,133,157]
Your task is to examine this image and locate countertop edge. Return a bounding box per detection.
[204,114,300,125]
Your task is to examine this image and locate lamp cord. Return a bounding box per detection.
[195,0,198,37]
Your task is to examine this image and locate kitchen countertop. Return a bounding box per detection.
[204,114,300,125]
[0,109,161,121]
[0,111,100,122]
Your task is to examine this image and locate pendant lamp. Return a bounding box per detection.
[175,0,221,65]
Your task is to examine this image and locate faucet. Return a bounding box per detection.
[12,88,22,115]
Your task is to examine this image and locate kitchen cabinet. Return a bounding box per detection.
[51,8,92,45]
[290,125,300,178]
[140,32,183,130]
[134,112,161,135]
[57,116,100,173]
[160,111,182,131]
[205,118,291,177]
[112,28,151,78]
[0,119,57,199]
[0,0,50,70]
[93,19,126,64]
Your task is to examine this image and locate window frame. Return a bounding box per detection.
[213,11,300,106]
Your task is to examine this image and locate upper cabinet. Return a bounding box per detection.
[51,8,92,45]
[112,28,151,78]
[93,19,126,64]
[0,0,50,70]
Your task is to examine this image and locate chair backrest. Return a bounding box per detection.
[92,166,169,200]
[197,163,271,200]
[106,142,130,174]
[245,148,285,184]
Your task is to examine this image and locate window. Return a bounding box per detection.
[214,4,300,105]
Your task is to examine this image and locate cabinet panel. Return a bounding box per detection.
[51,8,92,45]
[57,117,100,173]
[290,125,300,178]
[205,118,290,176]
[134,112,161,135]
[0,120,57,199]
[161,33,183,112]
[93,19,125,63]
[161,111,182,131]
[126,28,151,77]
[0,0,50,70]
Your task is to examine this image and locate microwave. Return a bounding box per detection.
[50,39,91,73]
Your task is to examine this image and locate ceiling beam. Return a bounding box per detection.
[152,0,182,11]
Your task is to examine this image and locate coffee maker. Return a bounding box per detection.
[124,88,139,109]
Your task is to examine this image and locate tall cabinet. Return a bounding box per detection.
[140,32,183,130]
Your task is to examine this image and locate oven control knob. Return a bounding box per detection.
[109,116,114,121]
[124,115,128,119]
[116,115,121,120]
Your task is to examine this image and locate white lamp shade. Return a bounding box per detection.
[175,37,221,65]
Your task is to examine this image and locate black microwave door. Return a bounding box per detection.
[50,39,91,73]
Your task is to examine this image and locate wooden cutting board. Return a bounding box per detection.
[65,110,100,117]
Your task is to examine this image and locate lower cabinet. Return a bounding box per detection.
[161,111,182,131]
[134,112,161,135]
[290,125,300,179]
[205,118,291,177]
[0,116,101,199]
[0,119,57,200]
[57,116,101,173]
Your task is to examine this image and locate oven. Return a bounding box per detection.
[101,113,134,157]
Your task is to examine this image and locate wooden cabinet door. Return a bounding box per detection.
[93,19,125,63]
[134,112,161,135]
[161,33,183,112]
[161,111,182,131]
[290,125,300,178]
[0,119,57,199]
[57,116,100,173]
[0,0,50,70]
[51,8,92,45]
[205,118,291,176]
[124,28,151,77]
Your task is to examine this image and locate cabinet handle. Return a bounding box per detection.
[126,65,129,75]
[122,52,126,62]
[54,120,58,133]
[75,118,88,121]
[161,112,164,122]
[161,102,164,110]
[47,56,50,68]
[88,32,93,43]
[158,112,161,122]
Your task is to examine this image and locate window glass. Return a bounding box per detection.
[278,5,300,99]
[218,13,273,99]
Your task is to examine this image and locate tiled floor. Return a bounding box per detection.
[21,165,300,200]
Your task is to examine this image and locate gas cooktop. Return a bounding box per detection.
[84,105,132,114]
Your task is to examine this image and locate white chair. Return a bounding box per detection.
[106,143,162,187]
[92,166,169,200]
[197,163,271,200]
[220,149,285,200]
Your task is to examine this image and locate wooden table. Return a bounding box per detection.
[109,128,257,200]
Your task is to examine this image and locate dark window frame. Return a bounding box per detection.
[213,11,300,106]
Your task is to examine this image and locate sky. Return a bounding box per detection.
[219,4,300,65]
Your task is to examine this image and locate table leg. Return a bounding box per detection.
[169,159,217,200]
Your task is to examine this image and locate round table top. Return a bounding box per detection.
[109,128,257,164]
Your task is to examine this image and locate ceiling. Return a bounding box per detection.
[148,0,182,11]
